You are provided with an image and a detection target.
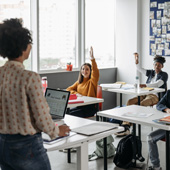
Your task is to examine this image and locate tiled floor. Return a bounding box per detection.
[48,125,166,170]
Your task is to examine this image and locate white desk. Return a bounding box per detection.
[67,96,104,108]
[102,85,165,106]
[97,105,170,170]
[44,115,123,170]
[101,85,165,138]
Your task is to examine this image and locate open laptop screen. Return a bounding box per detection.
[45,88,70,119]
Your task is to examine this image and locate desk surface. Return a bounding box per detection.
[67,96,104,108]
[102,86,165,96]
[98,105,170,131]
[44,114,123,151]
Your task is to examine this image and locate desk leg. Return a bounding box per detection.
[104,137,107,170]
[67,149,71,163]
[137,96,141,140]
[137,96,140,105]
[138,125,141,140]
[166,131,170,170]
[120,94,122,107]
[77,143,88,170]
[133,124,136,136]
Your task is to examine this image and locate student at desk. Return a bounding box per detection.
[66,47,99,118]
[128,53,168,106]
[116,53,168,136]
[147,90,170,170]
[0,18,70,170]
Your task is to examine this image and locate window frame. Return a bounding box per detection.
[30,0,116,74]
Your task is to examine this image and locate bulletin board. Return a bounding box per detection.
[150,0,170,56]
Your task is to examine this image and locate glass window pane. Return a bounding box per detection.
[39,0,77,71]
[0,0,31,70]
[85,0,115,68]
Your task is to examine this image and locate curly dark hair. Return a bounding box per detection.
[0,18,32,59]
[153,55,166,66]
[78,63,92,84]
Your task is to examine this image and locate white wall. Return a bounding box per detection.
[116,0,138,105]
[116,0,170,105]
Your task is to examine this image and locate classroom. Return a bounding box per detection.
[0,0,170,170]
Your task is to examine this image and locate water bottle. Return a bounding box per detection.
[41,77,48,94]
[135,76,140,93]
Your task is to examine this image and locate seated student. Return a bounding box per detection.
[128,53,168,106]
[147,90,170,170]
[116,53,168,136]
[66,47,99,118]
[0,18,70,170]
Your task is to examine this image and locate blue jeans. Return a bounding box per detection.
[148,129,166,168]
[0,133,51,170]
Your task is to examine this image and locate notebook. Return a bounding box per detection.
[42,131,76,145]
[71,122,118,136]
[45,88,70,120]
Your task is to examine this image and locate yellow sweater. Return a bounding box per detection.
[66,59,99,97]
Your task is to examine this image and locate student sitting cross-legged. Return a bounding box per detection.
[66,47,99,118]
[147,90,170,170]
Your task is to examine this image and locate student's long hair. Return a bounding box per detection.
[78,63,92,84]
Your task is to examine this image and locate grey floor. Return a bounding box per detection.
[48,125,166,170]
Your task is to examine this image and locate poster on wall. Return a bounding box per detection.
[150,0,170,56]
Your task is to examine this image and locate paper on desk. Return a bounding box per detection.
[71,122,118,136]
[42,132,77,145]
[121,84,135,90]
[100,83,122,89]
[122,112,153,118]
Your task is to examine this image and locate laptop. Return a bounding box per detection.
[45,88,70,120]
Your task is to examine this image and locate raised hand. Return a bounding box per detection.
[134,52,139,64]
[89,46,94,60]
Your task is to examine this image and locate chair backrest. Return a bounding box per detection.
[97,85,103,111]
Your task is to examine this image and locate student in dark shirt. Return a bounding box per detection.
[116,53,168,137]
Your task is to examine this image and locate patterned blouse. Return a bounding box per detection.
[0,61,59,139]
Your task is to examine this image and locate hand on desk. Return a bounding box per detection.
[58,125,71,137]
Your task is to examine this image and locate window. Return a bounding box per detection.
[85,0,115,68]
[0,0,115,72]
[39,0,77,71]
[0,0,31,70]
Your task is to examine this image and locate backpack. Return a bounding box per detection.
[113,134,145,169]
[89,135,116,161]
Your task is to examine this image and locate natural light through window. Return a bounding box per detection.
[39,0,77,71]
[85,0,115,68]
[0,0,31,70]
